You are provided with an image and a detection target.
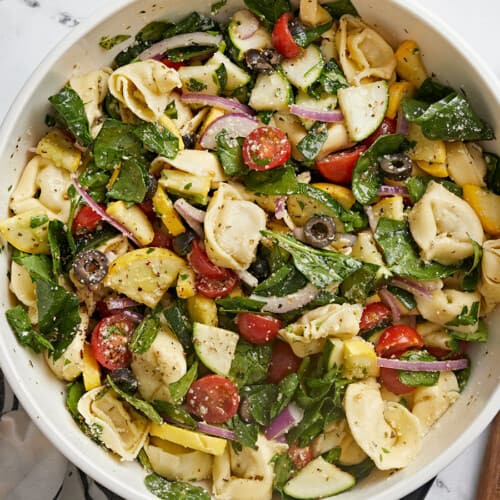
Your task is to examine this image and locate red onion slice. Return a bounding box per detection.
[377,185,410,198]
[251,283,319,313]
[138,32,223,61]
[364,205,377,233]
[236,269,259,288]
[72,178,141,247]
[123,310,144,323]
[265,403,304,440]
[199,113,259,150]
[391,276,433,298]
[396,109,410,136]
[377,357,468,372]
[379,287,401,323]
[337,232,358,246]
[173,198,205,238]
[290,104,344,123]
[104,296,140,311]
[235,10,260,40]
[196,422,237,441]
[180,93,255,116]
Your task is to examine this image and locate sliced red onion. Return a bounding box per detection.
[337,232,358,246]
[180,93,255,116]
[396,109,410,136]
[104,296,140,311]
[265,403,304,440]
[251,283,319,313]
[293,226,305,242]
[71,178,141,247]
[391,276,433,298]
[199,113,259,150]
[377,357,468,372]
[173,198,205,238]
[377,185,410,198]
[275,196,287,219]
[379,287,401,323]
[236,269,259,288]
[290,104,344,123]
[364,205,377,233]
[196,422,238,441]
[235,10,260,40]
[138,32,223,61]
[123,310,144,323]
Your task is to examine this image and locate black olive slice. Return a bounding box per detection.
[109,367,139,394]
[72,249,109,285]
[182,133,196,150]
[144,174,158,201]
[248,256,270,281]
[303,215,336,248]
[245,48,282,73]
[172,229,197,257]
[379,153,414,181]
[238,395,254,423]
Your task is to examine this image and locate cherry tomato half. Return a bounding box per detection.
[186,374,240,424]
[242,126,291,171]
[379,367,415,395]
[272,13,303,59]
[138,200,156,221]
[363,118,397,147]
[90,312,136,370]
[315,144,368,184]
[149,230,172,249]
[267,340,302,384]
[159,57,185,70]
[72,205,103,235]
[236,313,282,344]
[189,240,227,279]
[376,325,424,358]
[288,442,313,470]
[195,272,238,299]
[359,302,392,333]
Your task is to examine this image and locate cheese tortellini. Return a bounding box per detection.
[108,60,181,122]
[478,239,500,313]
[204,183,267,270]
[446,142,487,187]
[336,15,397,85]
[279,303,362,357]
[408,181,484,265]
[70,68,112,138]
[344,378,422,470]
[131,326,186,402]
[212,434,287,500]
[78,386,150,461]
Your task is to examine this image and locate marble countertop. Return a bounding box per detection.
[0,1,498,499]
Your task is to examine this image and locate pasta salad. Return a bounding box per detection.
[1,0,499,498]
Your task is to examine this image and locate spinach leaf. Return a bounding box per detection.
[66,379,85,421]
[6,306,53,353]
[340,458,375,480]
[455,357,471,392]
[446,302,480,327]
[297,122,328,161]
[402,93,494,141]
[405,175,462,203]
[133,122,179,159]
[323,447,342,464]
[256,111,274,125]
[65,185,79,254]
[165,45,216,63]
[271,373,299,419]
[168,361,198,404]
[387,285,416,310]
[253,263,308,297]
[164,100,178,120]
[272,453,293,495]
[226,415,259,449]
[145,473,210,500]
[48,220,71,276]
[30,214,48,228]
[129,314,161,354]
[163,300,193,351]
[74,228,118,255]
[215,296,265,313]
[322,0,359,18]
[214,63,228,92]
[151,400,196,429]
[308,59,349,98]
[352,134,407,204]
[244,166,302,195]
[244,0,291,29]
[262,231,362,288]
[211,0,227,15]
[12,250,53,282]
[48,86,93,147]
[36,279,81,360]
[216,131,248,177]
[242,384,276,425]
[340,263,380,303]
[107,158,148,203]
[294,22,333,48]
[229,340,272,387]
[99,34,131,50]
[78,161,111,203]
[485,152,500,195]
[107,376,163,423]
[462,240,482,292]
[374,218,457,280]
[162,12,218,39]
[414,78,453,102]
[398,350,439,387]
[449,320,488,343]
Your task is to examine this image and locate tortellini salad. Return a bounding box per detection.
[1,1,499,499]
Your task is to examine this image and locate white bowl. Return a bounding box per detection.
[0,0,499,498]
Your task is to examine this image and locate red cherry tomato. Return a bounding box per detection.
[288,442,313,470]
[149,230,172,249]
[426,341,466,360]
[272,13,303,59]
[376,325,424,358]
[90,312,135,370]
[242,126,291,171]
[159,57,185,70]
[267,340,302,384]
[379,367,415,395]
[138,200,156,221]
[236,313,282,344]
[186,375,240,424]
[195,272,238,299]
[363,118,397,147]
[359,302,392,333]
[189,240,228,279]
[72,205,103,235]
[315,144,368,184]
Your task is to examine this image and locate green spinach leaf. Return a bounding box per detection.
[215,296,265,313]
[242,384,276,425]
[99,34,131,50]
[405,175,462,203]
[144,473,210,500]
[387,285,416,310]
[308,59,349,98]
[449,320,488,343]
[340,263,380,303]
[485,152,500,195]
[129,314,161,354]
[323,0,358,18]
[12,250,53,282]
[133,122,179,159]
[48,220,71,276]
[165,45,216,62]
[229,340,272,387]
[253,263,308,297]
[446,302,480,327]
[244,166,302,195]
[272,453,292,494]
[294,22,333,48]
[151,400,196,429]
[243,0,291,29]
[414,78,453,102]
[462,240,482,292]
[216,131,248,177]
[271,373,299,419]
[323,446,342,464]
[297,122,328,161]
[6,306,53,353]
[107,158,148,203]
[78,161,111,203]
[168,362,198,404]
[163,300,193,351]
[226,415,259,449]
[340,457,375,480]
[398,350,439,387]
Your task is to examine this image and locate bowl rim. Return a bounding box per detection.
[0,0,499,499]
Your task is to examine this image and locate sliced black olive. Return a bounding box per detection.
[182,133,196,149]
[379,153,414,181]
[144,174,158,201]
[238,396,254,424]
[72,249,109,285]
[288,18,306,45]
[248,256,270,281]
[172,229,197,256]
[109,368,138,394]
[303,215,336,248]
[245,48,282,73]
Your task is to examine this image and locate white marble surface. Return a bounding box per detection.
[0,1,498,499]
